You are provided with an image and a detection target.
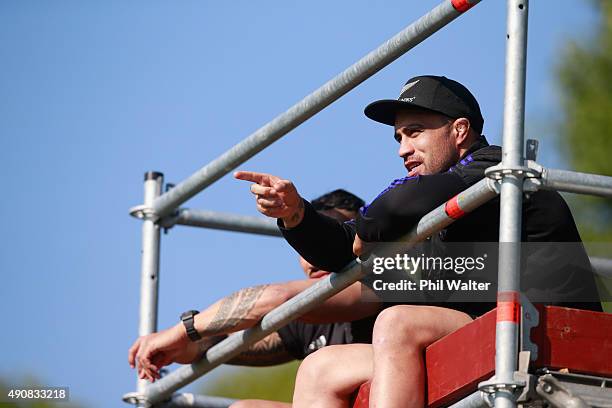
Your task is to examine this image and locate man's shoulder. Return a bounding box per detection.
[371,172,466,210]
[449,144,501,185]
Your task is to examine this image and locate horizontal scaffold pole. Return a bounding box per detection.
[447,390,488,408]
[591,257,612,279]
[151,0,482,218]
[409,178,499,242]
[159,393,236,408]
[144,260,367,405]
[139,177,499,405]
[540,168,612,198]
[169,209,281,237]
[166,205,611,279]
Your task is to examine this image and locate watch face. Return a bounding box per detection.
[180,310,198,320]
[180,310,202,341]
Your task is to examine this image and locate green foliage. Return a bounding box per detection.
[556,0,612,240]
[201,362,300,403]
[556,0,612,311]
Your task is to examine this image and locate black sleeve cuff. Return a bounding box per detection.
[279,200,356,272]
[276,199,317,233]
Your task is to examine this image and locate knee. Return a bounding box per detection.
[372,306,432,349]
[296,347,337,390]
[373,306,421,335]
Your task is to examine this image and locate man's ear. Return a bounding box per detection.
[452,118,471,148]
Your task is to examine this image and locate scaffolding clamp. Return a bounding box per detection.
[478,351,534,407]
[485,139,543,190]
[122,392,151,408]
[515,351,539,404]
[520,294,539,361]
[536,374,590,408]
[478,322,540,406]
[485,163,540,181]
[485,162,543,196]
[158,211,181,233]
[129,204,160,223]
[160,183,180,234]
[478,375,527,406]
[130,182,180,230]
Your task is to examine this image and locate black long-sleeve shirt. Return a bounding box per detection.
[279,137,602,314]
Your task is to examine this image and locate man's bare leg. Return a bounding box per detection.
[369,305,473,408]
[293,344,373,408]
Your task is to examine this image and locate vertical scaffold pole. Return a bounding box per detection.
[495,1,528,407]
[137,171,164,395]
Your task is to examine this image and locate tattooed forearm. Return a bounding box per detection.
[232,285,269,324]
[203,285,270,336]
[289,199,304,223]
[282,198,305,228]
[198,334,227,355]
[228,332,294,366]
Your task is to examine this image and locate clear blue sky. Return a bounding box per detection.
[0,1,599,407]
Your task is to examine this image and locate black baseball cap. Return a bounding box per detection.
[364,75,484,134]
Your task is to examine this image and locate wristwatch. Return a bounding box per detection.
[180,310,202,342]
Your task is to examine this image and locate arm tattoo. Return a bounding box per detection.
[203,285,270,336]
[289,199,305,223]
[198,334,227,355]
[227,332,294,366]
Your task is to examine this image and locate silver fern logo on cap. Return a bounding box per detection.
[400,79,420,96]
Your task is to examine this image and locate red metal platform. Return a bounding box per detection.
[352,306,612,408]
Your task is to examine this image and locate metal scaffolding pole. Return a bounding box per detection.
[488,1,529,407]
[166,209,281,237]
[153,203,612,279]
[137,172,164,395]
[143,260,367,405]
[122,0,612,405]
[159,393,235,408]
[539,167,612,198]
[409,178,499,242]
[591,257,612,279]
[150,0,482,219]
[134,177,499,406]
[163,175,500,238]
[448,391,488,408]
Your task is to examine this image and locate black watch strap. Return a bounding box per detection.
[180,310,202,342]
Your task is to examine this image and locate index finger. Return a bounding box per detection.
[128,338,141,368]
[234,171,270,184]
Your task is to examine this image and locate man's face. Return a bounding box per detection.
[299,208,356,279]
[394,109,460,177]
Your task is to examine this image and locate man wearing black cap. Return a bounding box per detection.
[236,75,600,407]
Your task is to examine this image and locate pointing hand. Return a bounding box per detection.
[235,171,305,228]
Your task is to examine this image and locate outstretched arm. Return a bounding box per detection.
[226,332,294,367]
[128,284,289,381]
[129,279,380,380]
[235,170,357,271]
